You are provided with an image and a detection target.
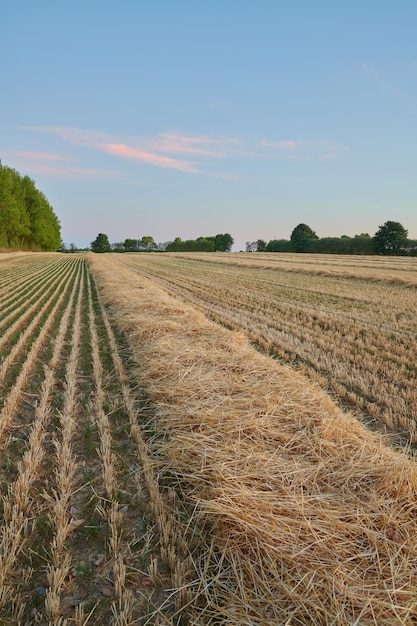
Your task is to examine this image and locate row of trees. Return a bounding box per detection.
[91,223,414,257]
[165,233,234,252]
[90,233,234,253]
[0,162,61,250]
[247,222,417,256]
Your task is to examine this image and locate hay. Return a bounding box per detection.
[88,254,417,625]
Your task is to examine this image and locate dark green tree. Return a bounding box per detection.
[0,163,60,250]
[256,239,267,252]
[373,221,408,255]
[140,235,157,251]
[165,237,183,252]
[212,233,234,251]
[265,239,292,252]
[91,233,111,253]
[290,223,319,252]
[123,238,139,251]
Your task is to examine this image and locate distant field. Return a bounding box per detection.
[109,252,417,445]
[2,251,417,625]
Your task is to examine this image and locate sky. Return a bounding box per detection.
[1,1,416,250]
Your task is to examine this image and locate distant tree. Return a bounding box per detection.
[290,223,319,252]
[140,235,157,251]
[195,237,215,251]
[212,233,234,251]
[256,239,267,252]
[246,241,257,252]
[351,233,373,255]
[123,238,139,251]
[165,237,183,252]
[91,233,111,253]
[373,221,408,255]
[407,240,417,256]
[265,239,292,252]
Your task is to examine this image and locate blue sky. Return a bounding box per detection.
[2,1,416,250]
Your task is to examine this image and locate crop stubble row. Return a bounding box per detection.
[87,252,417,626]
[0,253,187,625]
[112,252,417,444]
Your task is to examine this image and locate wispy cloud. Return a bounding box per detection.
[361,62,416,106]
[105,143,198,173]
[1,149,101,177]
[23,126,241,176]
[17,126,349,180]
[150,133,240,157]
[258,139,349,160]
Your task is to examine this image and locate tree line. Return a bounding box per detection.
[90,222,415,256]
[0,162,61,251]
[247,221,417,256]
[90,233,234,253]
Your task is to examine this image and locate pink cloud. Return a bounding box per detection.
[105,143,200,173]
[2,150,101,177]
[23,125,239,173]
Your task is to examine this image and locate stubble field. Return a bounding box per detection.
[1,251,417,625]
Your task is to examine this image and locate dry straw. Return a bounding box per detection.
[89,254,417,626]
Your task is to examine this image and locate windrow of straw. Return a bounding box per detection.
[115,252,417,443]
[89,253,417,626]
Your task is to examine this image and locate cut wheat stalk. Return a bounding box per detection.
[92,273,194,616]
[114,252,417,443]
[44,261,85,623]
[0,255,73,337]
[88,253,417,626]
[0,258,83,617]
[0,259,79,445]
[0,255,76,357]
[85,273,134,623]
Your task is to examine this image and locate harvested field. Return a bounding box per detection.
[2,250,417,624]
[88,252,417,626]
[0,253,188,624]
[108,252,417,445]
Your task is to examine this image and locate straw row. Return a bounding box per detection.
[115,252,417,443]
[177,251,417,286]
[88,253,417,625]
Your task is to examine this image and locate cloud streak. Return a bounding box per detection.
[258,139,349,160]
[105,143,198,172]
[18,126,349,180]
[361,62,416,106]
[1,150,101,177]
